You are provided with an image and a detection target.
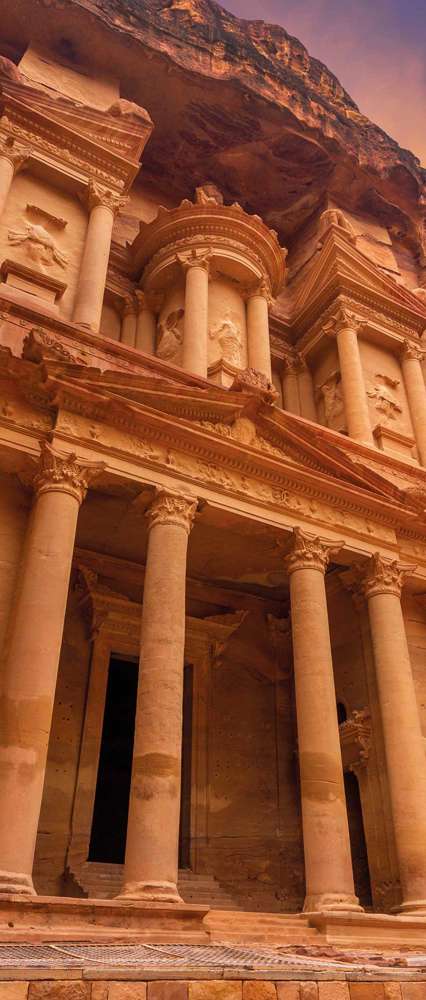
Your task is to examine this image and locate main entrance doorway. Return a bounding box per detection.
[88,655,193,867]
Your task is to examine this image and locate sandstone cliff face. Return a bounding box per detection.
[3,0,426,258]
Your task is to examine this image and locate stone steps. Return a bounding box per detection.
[206,909,326,945]
[78,863,239,910]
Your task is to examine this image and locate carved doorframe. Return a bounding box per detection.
[67,568,244,888]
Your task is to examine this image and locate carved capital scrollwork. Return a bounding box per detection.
[284,526,344,576]
[356,551,415,599]
[176,248,212,274]
[86,181,128,216]
[0,137,30,174]
[245,274,274,309]
[401,339,425,363]
[121,293,137,318]
[323,301,361,338]
[146,487,198,535]
[33,441,105,504]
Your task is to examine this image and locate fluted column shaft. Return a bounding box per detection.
[120,489,197,902]
[246,283,272,382]
[0,444,102,895]
[73,183,126,333]
[360,554,426,913]
[135,291,157,354]
[180,251,210,378]
[401,342,426,467]
[285,528,360,913]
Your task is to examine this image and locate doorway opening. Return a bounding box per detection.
[344,770,373,908]
[88,655,194,867]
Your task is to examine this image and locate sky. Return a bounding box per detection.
[222,0,426,166]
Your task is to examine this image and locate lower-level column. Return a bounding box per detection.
[119,488,198,901]
[285,528,361,912]
[360,553,426,913]
[0,443,101,895]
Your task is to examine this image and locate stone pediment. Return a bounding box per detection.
[294,227,426,333]
[19,350,415,514]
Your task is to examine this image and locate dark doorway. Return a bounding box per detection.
[344,770,373,909]
[179,664,194,869]
[89,656,194,867]
[89,656,138,863]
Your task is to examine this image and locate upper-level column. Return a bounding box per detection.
[0,140,29,220]
[281,355,300,415]
[120,295,137,348]
[358,553,426,914]
[326,305,374,446]
[0,443,102,895]
[134,291,159,354]
[298,358,317,422]
[246,278,273,383]
[73,182,127,333]
[285,528,361,913]
[119,488,198,902]
[400,341,426,467]
[178,249,211,379]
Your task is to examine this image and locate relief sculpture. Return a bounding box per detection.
[208,316,242,367]
[8,221,69,270]
[156,308,184,362]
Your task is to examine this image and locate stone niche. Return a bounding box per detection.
[130,187,286,386]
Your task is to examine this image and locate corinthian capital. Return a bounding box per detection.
[176,248,212,274]
[356,551,415,599]
[146,488,198,535]
[33,441,105,504]
[0,137,30,173]
[284,526,344,575]
[86,181,128,216]
[401,339,425,363]
[323,301,360,338]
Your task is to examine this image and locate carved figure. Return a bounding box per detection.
[319,207,356,243]
[209,317,242,367]
[366,373,402,423]
[8,222,68,270]
[318,372,345,431]
[195,183,224,206]
[156,308,184,362]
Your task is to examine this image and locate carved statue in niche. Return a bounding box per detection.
[195,183,224,206]
[208,315,242,368]
[156,308,184,362]
[318,370,345,432]
[318,207,356,243]
[8,221,68,270]
[366,373,402,423]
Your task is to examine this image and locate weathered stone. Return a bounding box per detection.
[28,985,90,1000]
[188,984,242,1000]
[401,987,426,1000]
[0,986,29,1000]
[384,987,402,1000]
[108,986,147,1000]
[318,987,350,1000]
[242,984,277,1000]
[276,988,300,1000]
[299,987,318,1000]
[147,984,188,1000]
[91,987,109,1000]
[349,988,385,1000]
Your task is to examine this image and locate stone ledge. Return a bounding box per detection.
[0,978,426,998]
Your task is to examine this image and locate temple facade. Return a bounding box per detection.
[1,0,426,960]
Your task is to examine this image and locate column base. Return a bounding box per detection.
[303,892,363,913]
[117,880,183,904]
[395,899,426,916]
[0,870,35,896]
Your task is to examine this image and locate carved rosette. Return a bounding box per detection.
[284,526,344,575]
[86,181,128,217]
[33,441,105,504]
[146,488,198,535]
[357,552,415,599]
[401,339,425,363]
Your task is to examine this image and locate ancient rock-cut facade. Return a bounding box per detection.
[0,0,426,970]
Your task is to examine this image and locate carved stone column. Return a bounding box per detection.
[282,356,301,415]
[400,341,426,466]
[285,528,361,912]
[359,553,426,913]
[0,141,28,219]
[178,250,211,378]
[135,291,157,354]
[298,358,317,422]
[120,295,137,347]
[0,443,102,895]
[246,278,273,382]
[73,182,127,333]
[119,488,198,902]
[326,306,374,446]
